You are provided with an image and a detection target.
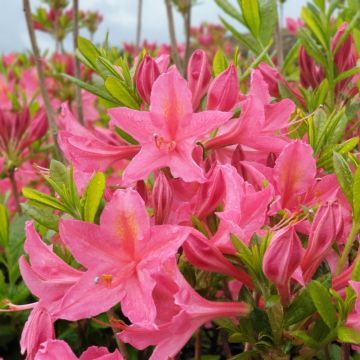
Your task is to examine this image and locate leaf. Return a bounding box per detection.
[220,17,261,55]
[335,67,360,84]
[301,6,328,50]
[337,327,360,345]
[291,330,319,348]
[21,203,59,231]
[77,36,101,70]
[105,77,140,109]
[83,172,106,223]
[353,166,360,222]
[49,159,68,186]
[351,256,360,281]
[0,204,9,247]
[308,280,337,328]
[333,152,353,204]
[62,74,119,105]
[214,0,244,23]
[258,0,278,45]
[230,351,258,360]
[213,50,229,76]
[114,127,139,145]
[22,188,69,213]
[284,288,316,326]
[239,0,261,38]
[298,27,327,65]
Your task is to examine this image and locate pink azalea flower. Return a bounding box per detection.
[58,188,192,326]
[118,260,250,359]
[205,70,295,154]
[109,69,232,184]
[35,339,123,360]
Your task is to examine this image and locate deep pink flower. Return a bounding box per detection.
[35,339,123,360]
[109,69,232,184]
[58,188,192,325]
[187,49,212,110]
[263,225,303,303]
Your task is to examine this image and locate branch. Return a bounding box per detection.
[72,0,84,124]
[22,0,63,161]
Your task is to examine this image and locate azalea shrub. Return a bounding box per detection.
[1,0,360,359]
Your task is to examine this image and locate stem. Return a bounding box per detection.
[337,220,359,275]
[136,0,143,51]
[342,343,350,360]
[219,329,232,358]
[164,0,182,72]
[106,310,129,360]
[275,3,283,66]
[195,329,201,360]
[183,2,192,77]
[9,168,22,214]
[23,0,63,161]
[72,0,84,124]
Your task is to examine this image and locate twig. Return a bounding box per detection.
[183,1,192,77]
[342,343,350,360]
[9,168,22,214]
[72,0,84,124]
[164,0,182,72]
[195,329,201,360]
[23,0,63,161]
[220,329,232,358]
[136,0,143,51]
[106,310,129,360]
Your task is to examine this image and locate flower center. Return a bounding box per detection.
[153,133,176,152]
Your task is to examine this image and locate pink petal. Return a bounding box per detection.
[100,189,150,257]
[150,69,193,138]
[35,339,77,360]
[108,108,158,143]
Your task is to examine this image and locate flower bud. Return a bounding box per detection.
[263,225,302,303]
[152,172,173,224]
[301,202,343,283]
[207,64,239,111]
[299,46,324,89]
[187,49,211,110]
[135,55,160,104]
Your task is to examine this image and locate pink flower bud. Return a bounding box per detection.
[135,55,160,104]
[301,202,343,283]
[332,23,357,93]
[263,225,302,303]
[299,46,324,89]
[207,64,239,111]
[152,172,173,224]
[187,49,211,110]
[193,165,224,219]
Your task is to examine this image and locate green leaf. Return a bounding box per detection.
[351,256,360,281]
[105,77,140,109]
[22,188,69,213]
[298,28,327,65]
[213,50,229,77]
[308,280,337,328]
[83,172,106,223]
[282,40,301,74]
[230,351,258,360]
[114,127,139,145]
[333,152,353,204]
[291,330,319,348]
[0,204,9,247]
[77,36,101,70]
[239,0,261,38]
[284,288,316,327]
[335,66,360,83]
[62,74,119,105]
[301,6,328,50]
[220,17,261,55]
[337,327,360,345]
[97,56,122,80]
[353,166,360,222]
[21,203,59,231]
[258,0,278,45]
[214,0,244,23]
[49,159,68,186]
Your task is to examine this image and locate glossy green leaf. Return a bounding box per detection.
[308,280,337,328]
[22,188,69,213]
[105,77,140,109]
[333,152,353,204]
[213,50,229,76]
[83,172,106,223]
[337,327,360,345]
[239,0,261,38]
